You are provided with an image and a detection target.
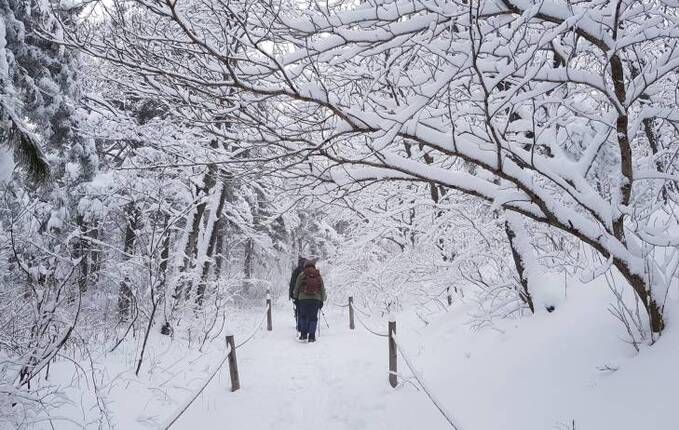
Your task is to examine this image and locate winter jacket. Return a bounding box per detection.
[293,268,327,302]
[289,266,303,300]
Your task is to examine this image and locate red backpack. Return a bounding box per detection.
[302,266,322,295]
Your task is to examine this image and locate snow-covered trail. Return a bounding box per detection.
[48,286,679,430]
[169,306,450,430]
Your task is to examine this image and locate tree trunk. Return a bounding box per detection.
[210,174,235,288]
[75,218,100,294]
[613,258,665,334]
[75,216,90,294]
[213,225,226,280]
[118,203,140,321]
[196,183,228,306]
[157,213,172,296]
[173,169,217,303]
[504,219,535,314]
[88,223,101,287]
[242,238,254,294]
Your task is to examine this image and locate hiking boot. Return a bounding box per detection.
[308,337,316,342]
[299,333,307,341]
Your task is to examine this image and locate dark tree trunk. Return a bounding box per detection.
[75,218,100,294]
[504,220,535,314]
[89,223,101,286]
[173,169,217,303]
[196,183,228,306]
[613,258,665,334]
[242,238,254,294]
[118,203,140,321]
[157,213,172,296]
[212,175,235,287]
[213,225,226,280]
[75,217,90,294]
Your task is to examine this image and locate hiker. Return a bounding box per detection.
[289,256,306,333]
[292,259,327,342]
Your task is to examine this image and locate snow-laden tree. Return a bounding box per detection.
[321,179,549,321]
[0,0,92,181]
[69,0,679,335]
[0,0,95,422]
[77,41,319,335]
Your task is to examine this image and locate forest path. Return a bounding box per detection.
[170,306,448,430]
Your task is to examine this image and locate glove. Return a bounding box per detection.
[319,301,324,309]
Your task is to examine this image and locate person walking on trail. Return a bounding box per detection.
[292,260,326,342]
[289,256,306,333]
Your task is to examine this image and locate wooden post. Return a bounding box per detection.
[447,286,453,306]
[349,296,355,330]
[226,335,240,392]
[266,289,272,331]
[388,321,397,388]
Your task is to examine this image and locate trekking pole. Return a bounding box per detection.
[320,309,330,329]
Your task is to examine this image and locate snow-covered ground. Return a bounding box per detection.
[168,310,439,430]
[45,282,678,430]
[417,284,679,430]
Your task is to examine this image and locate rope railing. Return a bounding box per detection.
[162,294,462,430]
[352,308,389,337]
[161,342,232,430]
[161,302,271,430]
[333,296,384,331]
[236,303,271,348]
[335,296,463,430]
[392,334,463,430]
[350,301,371,317]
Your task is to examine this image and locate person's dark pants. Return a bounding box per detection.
[294,300,302,332]
[297,299,320,339]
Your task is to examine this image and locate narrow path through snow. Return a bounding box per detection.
[169,306,450,430]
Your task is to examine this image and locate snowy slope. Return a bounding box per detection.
[412,283,679,430]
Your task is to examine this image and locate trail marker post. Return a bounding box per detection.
[266,289,272,331]
[349,296,355,330]
[388,321,397,388]
[225,335,240,392]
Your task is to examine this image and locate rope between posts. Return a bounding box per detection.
[236,303,271,348]
[353,310,389,337]
[161,303,270,430]
[332,301,350,308]
[391,334,463,430]
[336,298,462,428]
[351,302,370,317]
[161,343,231,430]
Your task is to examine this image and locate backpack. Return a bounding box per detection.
[302,267,322,295]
